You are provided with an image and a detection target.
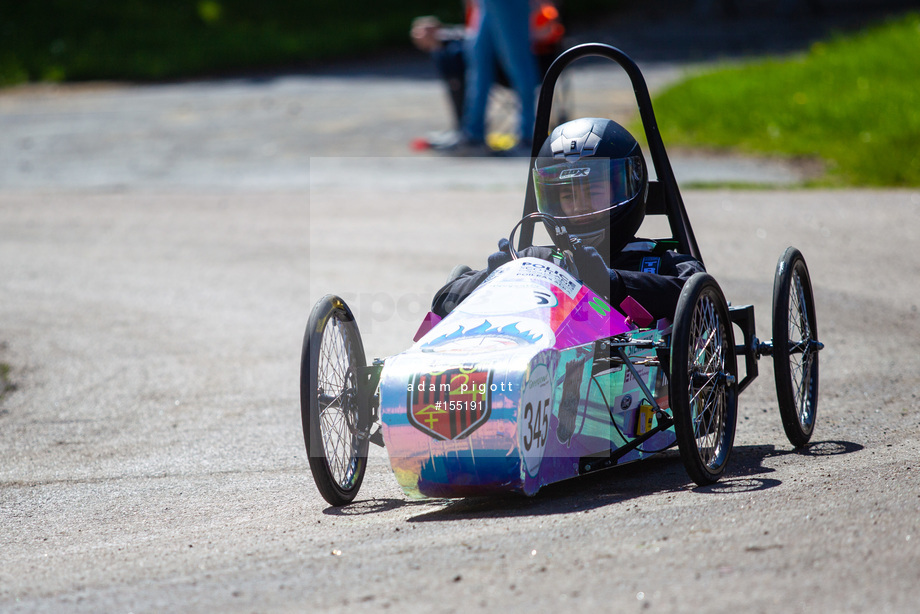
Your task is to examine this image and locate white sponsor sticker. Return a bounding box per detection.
[520,362,553,477]
[512,258,580,299]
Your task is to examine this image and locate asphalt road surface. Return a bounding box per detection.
[3,11,920,612]
[3,180,920,613]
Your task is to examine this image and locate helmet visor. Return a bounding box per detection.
[533,156,643,226]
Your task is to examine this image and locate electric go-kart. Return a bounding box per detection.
[300,44,823,506]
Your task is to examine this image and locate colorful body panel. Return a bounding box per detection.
[380,258,675,498]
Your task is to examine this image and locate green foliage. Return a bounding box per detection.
[651,13,920,186]
[0,0,465,85]
[0,1,617,87]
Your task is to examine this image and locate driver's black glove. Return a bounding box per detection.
[486,238,513,273]
[573,244,620,301]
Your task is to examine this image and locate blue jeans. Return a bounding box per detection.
[462,0,539,144]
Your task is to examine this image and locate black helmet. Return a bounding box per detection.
[533,118,648,255]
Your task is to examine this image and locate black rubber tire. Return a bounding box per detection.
[300,295,369,506]
[670,273,738,486]
[772,247,820,448]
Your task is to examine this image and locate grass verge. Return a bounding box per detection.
[0,0,465,86]
[649,12,920,186]
[0,0,613,87]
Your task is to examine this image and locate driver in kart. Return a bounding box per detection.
[431,117,704,322]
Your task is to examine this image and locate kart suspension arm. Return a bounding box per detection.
[759,339,825,355]
[579,415,675,474]
[614,346,669,421]
[358,362,384,447]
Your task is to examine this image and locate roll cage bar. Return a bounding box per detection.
[518,43,704,267]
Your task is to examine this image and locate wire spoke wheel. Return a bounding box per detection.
[773,247,820,447]
[300,295,369,506]
[671,273,738,485]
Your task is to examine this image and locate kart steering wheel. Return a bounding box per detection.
[507,212,581,261]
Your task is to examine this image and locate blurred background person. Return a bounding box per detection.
[410,14,468,139]
[411,1,563,155]
[461,0,540,154]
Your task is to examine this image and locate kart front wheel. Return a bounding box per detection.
[670,273,738,486]
[300,295,369,506]
[772,247,820,447]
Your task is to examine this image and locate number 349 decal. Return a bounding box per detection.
[520,362,553,477]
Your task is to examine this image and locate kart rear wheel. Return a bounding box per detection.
[300,295,369,506]
[772,247,820,447]
[670,273,738,486]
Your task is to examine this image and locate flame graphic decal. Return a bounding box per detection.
[423,320,544,349]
